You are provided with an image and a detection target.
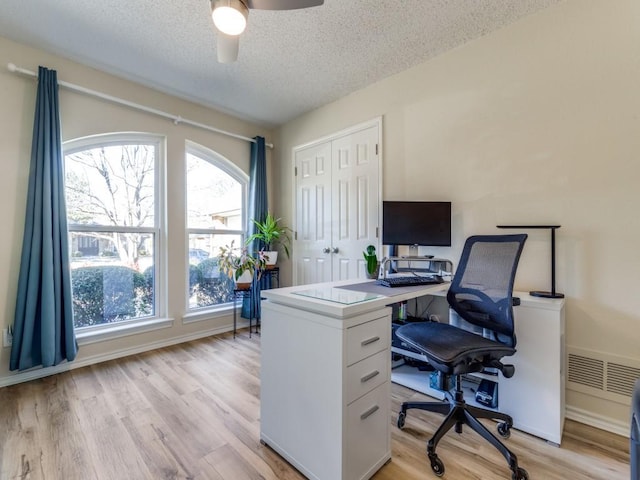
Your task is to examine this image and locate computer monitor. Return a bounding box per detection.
[382,201,451,247]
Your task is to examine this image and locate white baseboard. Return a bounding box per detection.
[565,405,630,438]
[0,320,250,388]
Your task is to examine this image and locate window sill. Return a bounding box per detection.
[182,304,233,325]
[76,317,174,346]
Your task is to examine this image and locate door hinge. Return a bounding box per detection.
[376,227,379,238]
[294,231,297,240]
[375,144,378,155]
[294,166,298,176]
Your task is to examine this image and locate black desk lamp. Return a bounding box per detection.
[497,225,564,299]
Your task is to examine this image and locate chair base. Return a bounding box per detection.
[398,376,528,479]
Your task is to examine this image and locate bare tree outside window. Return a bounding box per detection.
[66,144,155,269]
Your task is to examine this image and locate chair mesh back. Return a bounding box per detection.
[446,234,527,348]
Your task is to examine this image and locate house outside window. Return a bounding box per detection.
[64,133,164,329]
[186,142,248,310]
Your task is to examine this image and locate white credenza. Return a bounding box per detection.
[260,281,565,480]
[500,294,566,444]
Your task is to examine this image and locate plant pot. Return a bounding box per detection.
[261,251,278,269]
[234,269,254,290]
[365,262,380,279]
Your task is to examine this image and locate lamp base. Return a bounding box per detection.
[530,290,565,299]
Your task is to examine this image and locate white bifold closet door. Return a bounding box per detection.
[294,121,381,285]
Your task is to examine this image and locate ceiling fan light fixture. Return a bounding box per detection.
[212,0,249,36]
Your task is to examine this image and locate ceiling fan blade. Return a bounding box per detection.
[217,33,240,63]
[245,0,323,10]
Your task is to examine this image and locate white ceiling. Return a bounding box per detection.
[0,0,562,128]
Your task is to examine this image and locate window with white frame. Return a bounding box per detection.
[64,133,164,329]
[186,142,248,310]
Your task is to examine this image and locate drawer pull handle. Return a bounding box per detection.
[360,405,379,420]
[361,336,380,346]
[361,370,380,383]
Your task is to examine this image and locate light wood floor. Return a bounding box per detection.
[0,330,630,480]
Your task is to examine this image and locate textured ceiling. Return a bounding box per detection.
[0,0,562,128]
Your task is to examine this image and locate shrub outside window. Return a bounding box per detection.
[64,134,163,328]
[186,143,248,310]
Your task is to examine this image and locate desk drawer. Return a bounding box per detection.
[345,382,390,480]
[346,316,390,366]
[346,349,389,405]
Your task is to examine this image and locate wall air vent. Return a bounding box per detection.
[568,354,604,390]
[567,347,640,405]
[606,362,640,397]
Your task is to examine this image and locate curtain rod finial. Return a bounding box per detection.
[7,63,17,72]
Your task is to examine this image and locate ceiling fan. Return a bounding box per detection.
[211,0,324,63]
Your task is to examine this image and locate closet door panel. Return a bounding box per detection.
[295,142,333,285]
[331,125,380,280]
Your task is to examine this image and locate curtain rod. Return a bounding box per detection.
[7,63,273,149]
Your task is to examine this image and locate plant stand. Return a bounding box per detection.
[233,287,256,339]
[232,267,280,338]
[265,266,280,288]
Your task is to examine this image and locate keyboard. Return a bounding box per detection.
[376,275,444,288]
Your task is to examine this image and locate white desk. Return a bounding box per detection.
[260,279,565,480]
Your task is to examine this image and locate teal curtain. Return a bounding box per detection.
[242,136,268,319]
[10,66,77,371]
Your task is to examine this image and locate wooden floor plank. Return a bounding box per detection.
[0,330,630,480]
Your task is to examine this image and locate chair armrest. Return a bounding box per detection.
[632,379,640,441]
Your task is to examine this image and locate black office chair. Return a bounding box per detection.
[396,234,529,480]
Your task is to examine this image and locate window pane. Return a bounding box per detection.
[188,233,241,309]
[186,154,242,229]
[66,144,156,227]
[70,232,155,327]
[65,138,159,329]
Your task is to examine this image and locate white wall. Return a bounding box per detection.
[275,0,640,427]
[0,37,273,384]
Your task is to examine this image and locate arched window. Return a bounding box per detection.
[64,133,164,329]
[186,142,248,310]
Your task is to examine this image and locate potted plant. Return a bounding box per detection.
[363,244,379,279]
[217,240,265,290]
[246,212,292,269]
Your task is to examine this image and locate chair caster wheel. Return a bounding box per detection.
[397,411,406,429]
[512,467,529,479]
[497,422,511,439]
[429,454,445,477]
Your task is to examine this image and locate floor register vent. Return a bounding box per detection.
[567,347,640,404]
